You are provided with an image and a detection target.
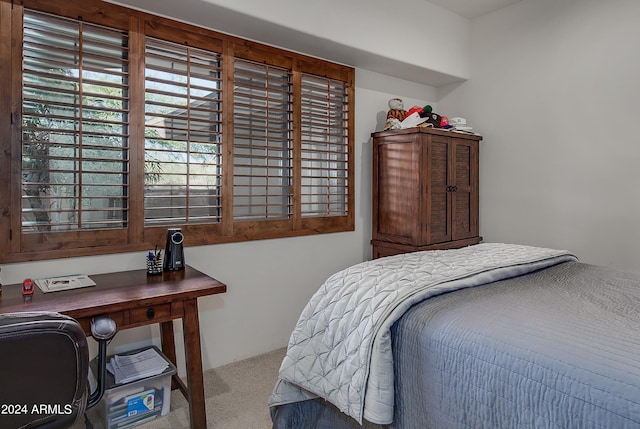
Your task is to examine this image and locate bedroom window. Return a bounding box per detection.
[21,12,130,233]
[0,0,354,263]
[233,59,292,221]
[300,74,349,218]
[144,38,223,226]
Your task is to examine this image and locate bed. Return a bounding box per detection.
[268,243,640,428]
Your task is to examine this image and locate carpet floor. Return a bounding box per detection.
[74,347,286,429]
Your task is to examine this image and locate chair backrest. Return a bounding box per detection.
[0,311,89,429]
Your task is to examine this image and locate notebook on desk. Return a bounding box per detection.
[35,274,96,293]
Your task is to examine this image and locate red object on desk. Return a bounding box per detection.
[22,279,34,296]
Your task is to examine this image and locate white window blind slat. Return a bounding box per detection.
[21,10,130,232]
[300,74,349,218]
[144,37,222,226]
[233,59,293,221]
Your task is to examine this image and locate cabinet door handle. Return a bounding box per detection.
[146,307,155,320]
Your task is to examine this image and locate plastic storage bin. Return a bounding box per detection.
[93,346,176,429]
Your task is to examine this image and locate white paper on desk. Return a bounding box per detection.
[35,274,96,293]
[107,348,169,385]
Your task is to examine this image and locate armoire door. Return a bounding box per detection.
[374,135,421,245]
[424,135,451,244]
[450,138,479,240]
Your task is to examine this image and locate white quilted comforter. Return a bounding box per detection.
[269,243,577,424]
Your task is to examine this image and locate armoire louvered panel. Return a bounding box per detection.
[426,137,451,244]
[452,139,479,240]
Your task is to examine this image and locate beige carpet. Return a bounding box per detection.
[74,347,286,429]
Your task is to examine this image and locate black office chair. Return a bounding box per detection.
[0,311,117,429]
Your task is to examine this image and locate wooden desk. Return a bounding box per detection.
[0,266,226,429]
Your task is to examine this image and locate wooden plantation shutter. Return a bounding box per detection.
[21,10,130,232]
[144,38,223,226]
[233,59,293,221]
[300,74,350,217]
[2,0,354,262]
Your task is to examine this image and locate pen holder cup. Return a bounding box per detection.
[147,254,163,275]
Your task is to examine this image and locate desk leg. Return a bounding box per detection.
[183,298,207,429]
[160,321,180,391]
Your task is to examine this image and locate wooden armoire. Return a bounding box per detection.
[371,127,482,259]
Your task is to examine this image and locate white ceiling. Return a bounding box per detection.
[426,0,522,19]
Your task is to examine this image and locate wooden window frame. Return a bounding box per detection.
[0,0,354,263]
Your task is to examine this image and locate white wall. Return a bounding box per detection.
[438,0,640,271]
[197,0,471,80]
[0,68,438,373]
[109,0,470,86]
